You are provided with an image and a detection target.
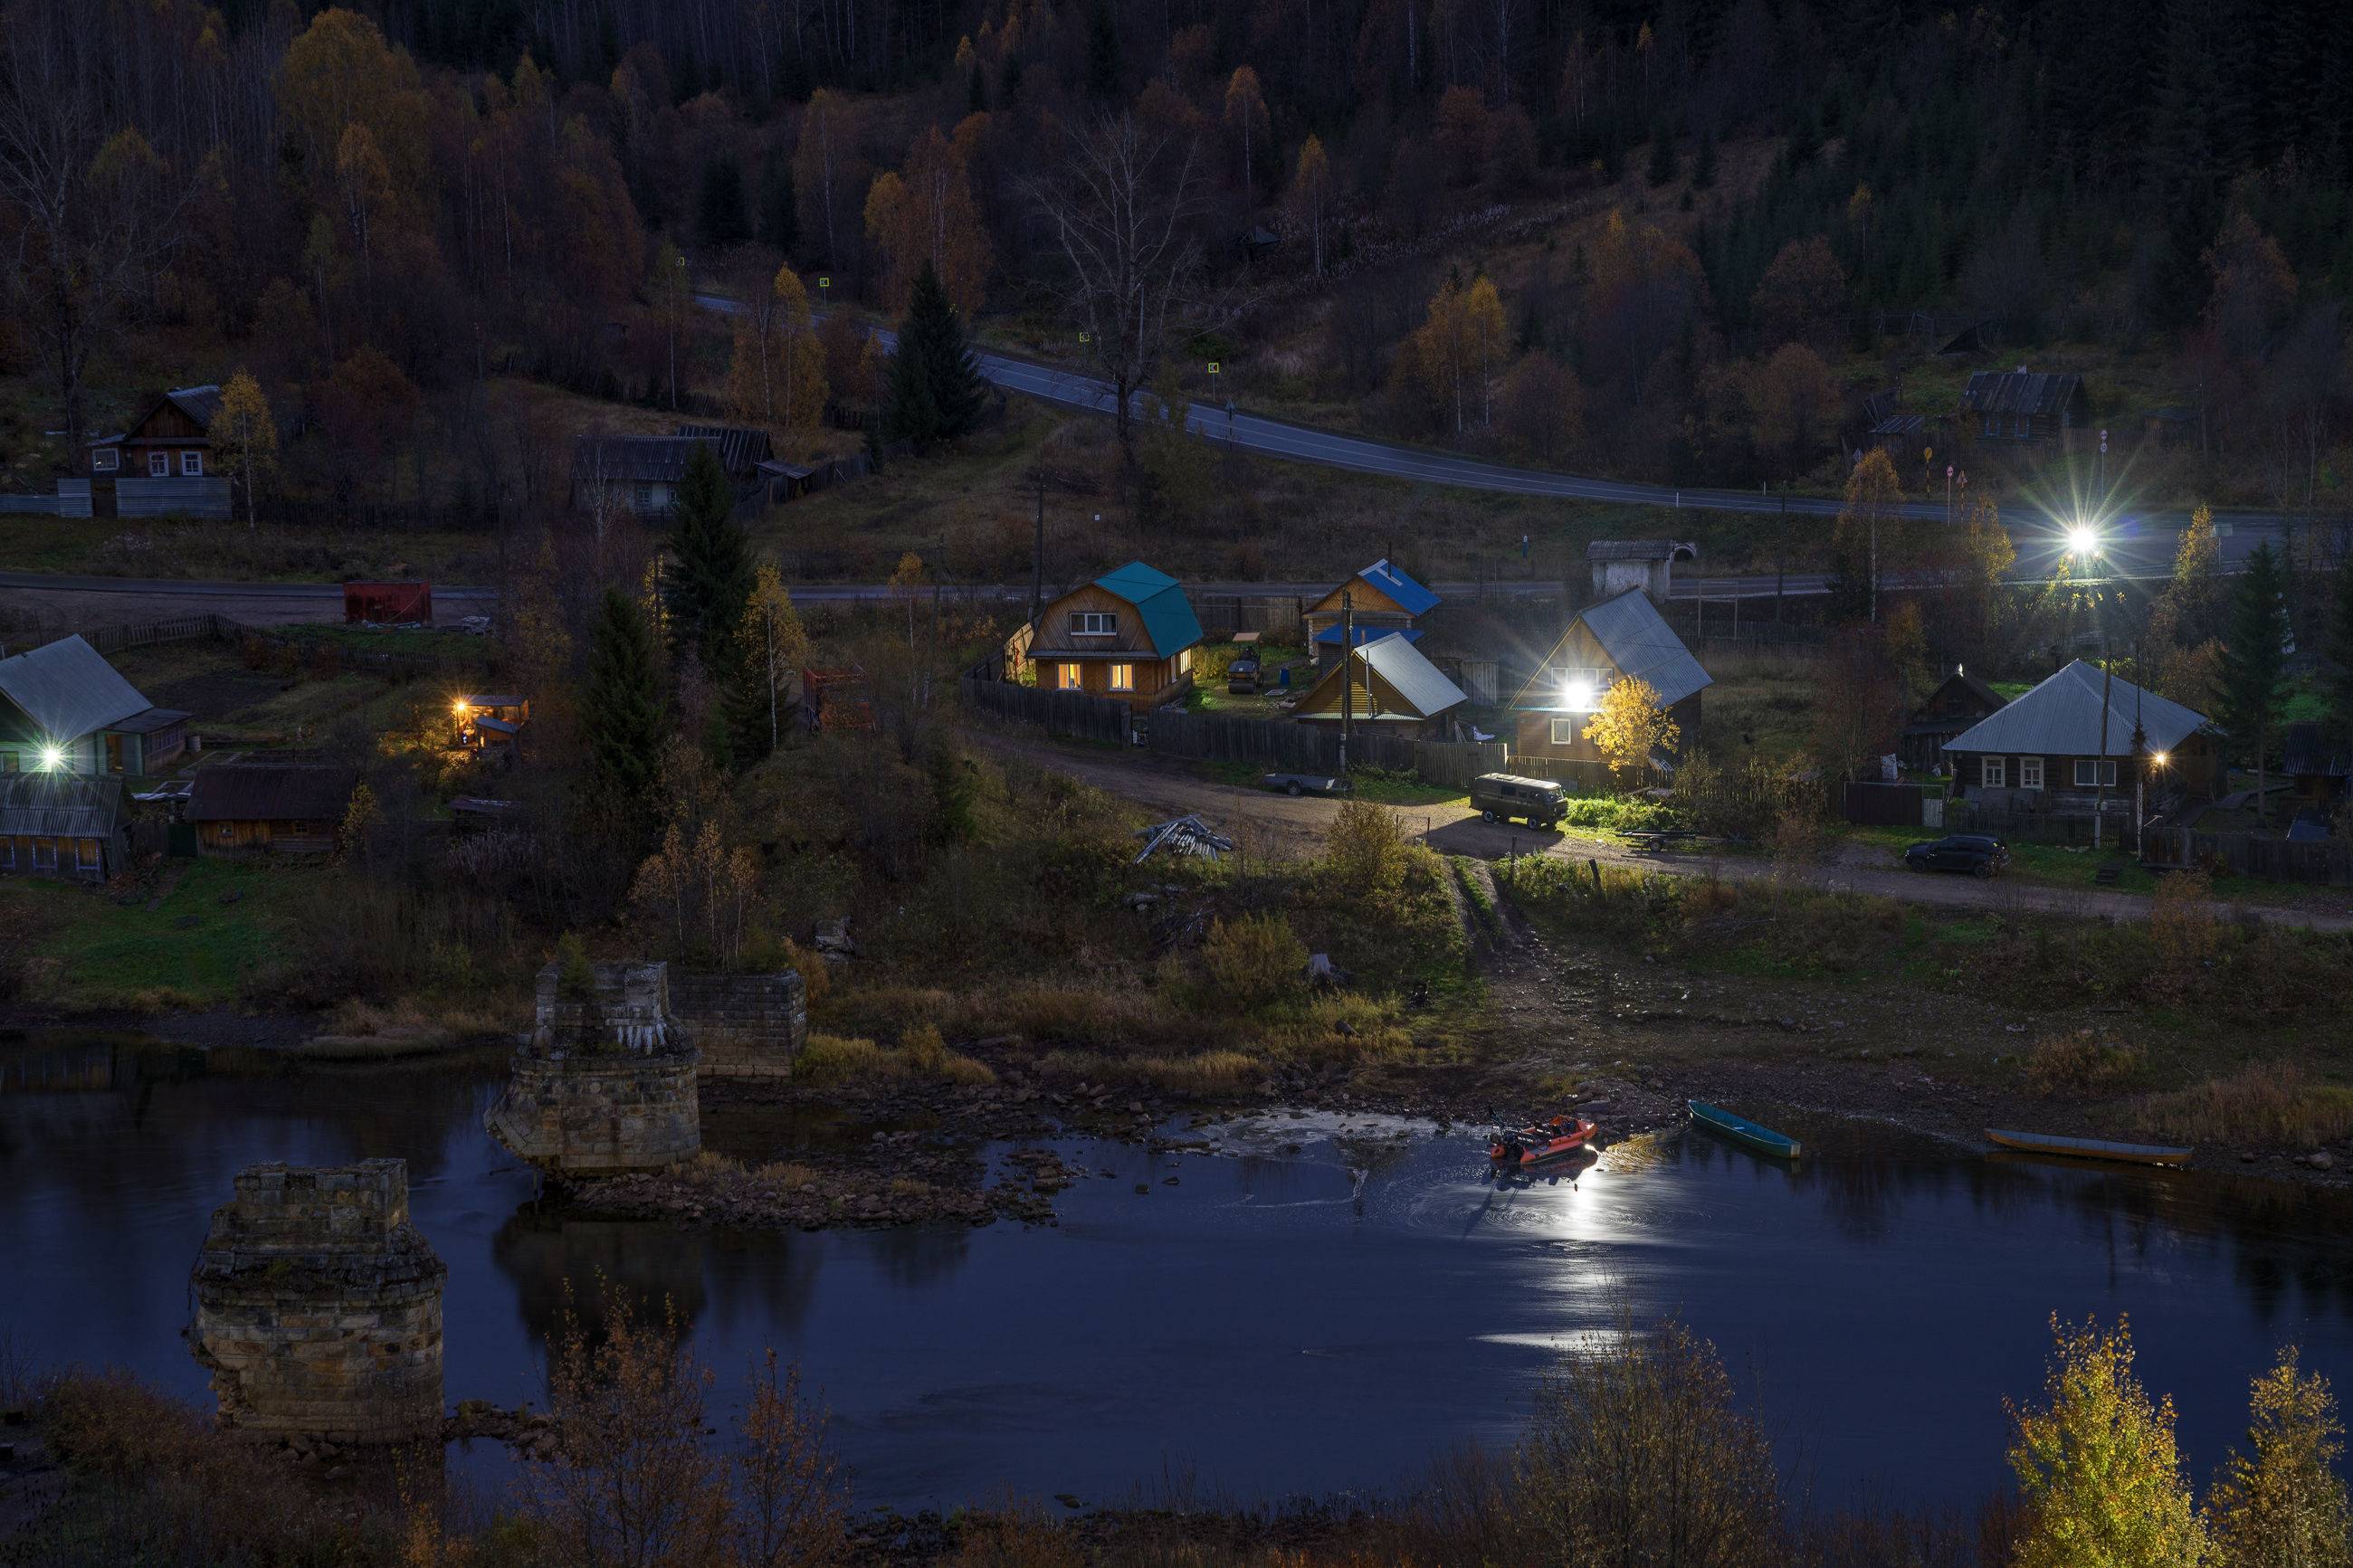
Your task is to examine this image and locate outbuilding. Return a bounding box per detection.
[0,634,191,777]
[0,774,128,881]
[1291,632,1468,738]
[1900,667,2008,773]
[1302,559,1441,670]
[186,765,354,856]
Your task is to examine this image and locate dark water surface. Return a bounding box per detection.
[5,1030,2351,1510]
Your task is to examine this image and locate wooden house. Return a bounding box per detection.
[186,765,353,856]
[80,385,233,519]
[1507,589,1711,764]
[571,426,773,517]
[1958,371,2087,445]
[1900,668,2008,772]
[0,775,128,881]
[1303,559,1441,670]
[0,634,191,777]
[1027,563,1204,711]
[1291,632,1468,737]
[1944,661,2224,809]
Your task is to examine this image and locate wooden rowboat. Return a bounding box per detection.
[1687,1100,1800,1160]
[1985,1128,2194,1167]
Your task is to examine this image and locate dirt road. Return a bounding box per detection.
[967,729,2353,932]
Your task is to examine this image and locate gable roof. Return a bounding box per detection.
[675,424,774,474]
[0,774,125,839]
[186,765,354,822]
[2283,722,2350,778]
[1944,661,2211,756]
[1928,670,2008,713]
[1510,589,1711,710]
[1958,371,2083,418]
[163,385,224,430]
[1297,632,1467,720]
[0,635,152,740]
[572,434,713,485]
[1090,562,1203,655]
[1358,558,1440,615]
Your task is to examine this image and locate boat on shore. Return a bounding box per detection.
[1985,1127,2193,1167]
[1687,1100,1800,1160]
[1488,1113,1598,1167]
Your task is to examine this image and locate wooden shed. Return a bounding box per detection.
[0,775,127,881]
[1958,371,2087,444]
[186,765,353,856]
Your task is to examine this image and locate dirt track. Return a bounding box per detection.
[967,729,2353,933]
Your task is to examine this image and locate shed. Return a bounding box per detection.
[570,434,709,516]
[1944,661,2222,806]
[453,694,529,745]
[2282,723,2349,812]
[1900,667,2008,772]
[802,666,874,732]
[1508,588,1710,763]
[1958,371,2087,444]
[1303,559,1443,669]
[674,425,775,478]
[0,634,188,775]
[1586,540,1696,604]
[0,774,128,881]
[1027,562,1205,711]
[1291,632,1469,737]
[345,582,433,624]
[186,765,354,856]
[1865,413,1927,460]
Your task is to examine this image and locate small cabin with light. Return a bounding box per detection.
[1025,563,1205,712]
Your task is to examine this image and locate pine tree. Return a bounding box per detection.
[1085,0,1120,99]
[1691,127,1718,191]
[1646,117,1679,186]
[757,151,797,252]
[665,442,753,673]
[584,587,668,800]
[699,154,749,248]
[2218,539,2291,825]
[881,260,987,449]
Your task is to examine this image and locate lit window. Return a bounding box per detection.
[1980,757,2005,789]
[1068,612,1118,635]
[1057,664,1082,690]
[1110,663,1134,691]
[1550,719,1578,746]
[2073,759,2117,787]
[148,451,169,477]
[93,447,118,471]
[180,450,203,476]
[2018,756,2043,789]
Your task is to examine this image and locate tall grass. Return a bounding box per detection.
[791,1031,996,1085]
[2127,1061,2353,1147]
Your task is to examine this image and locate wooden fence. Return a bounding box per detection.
[1500,755,1618,791]
[958,672,1131,746]
[0,612,242,660]
[2141,826,2351,886]
[1148,711,1338,773]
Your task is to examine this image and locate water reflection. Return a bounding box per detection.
[5,1029,2352,1511]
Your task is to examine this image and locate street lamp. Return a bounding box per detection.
[38,745,63,770]
[2065,524,2100,557]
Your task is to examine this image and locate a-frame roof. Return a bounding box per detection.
[1295,632,1467,720]
[1945,660,2212,755]
[1509,589,1710,711]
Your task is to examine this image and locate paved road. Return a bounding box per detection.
[0,571,494,602]
[702,292,2283,581]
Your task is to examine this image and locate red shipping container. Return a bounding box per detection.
[344,581,433,624]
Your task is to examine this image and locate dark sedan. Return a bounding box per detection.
[1904,833,2011,878]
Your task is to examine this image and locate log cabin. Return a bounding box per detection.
[1900,668,2008,772]
[0,635,192,777]
[1506,589,1711,764]
[1943,661,2224,811]
[1027,563,1205,711]
[186,765,354,857]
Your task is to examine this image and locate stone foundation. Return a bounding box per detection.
[485,1046,702,1174]
[670,970,806,1078]
[184,1160,446,1446]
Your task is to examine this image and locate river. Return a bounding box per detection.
[5,1029,2349,1512]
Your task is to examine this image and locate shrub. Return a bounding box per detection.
[791,1029,996,1085]
[557,931,596,1001]
[2024,1029,2147,1096]
[2206,1345,2351,1568]
[794,1033,889,1082]
[781,937,832,1005]
[2127,1061,2353,1147]
[1200,912,1307,1012]
[2147,868,2219,987]
[1326,799,1412,907]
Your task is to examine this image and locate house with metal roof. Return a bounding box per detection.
[1943,660,2224,808]
[75,385,233,520]
[1026,562,1205,711]
[1303,559,1442,670]
[0,635,191,777]
[1507,588,1710,765]
[1958,371,2087,445]
[1291,632,1468,737]
[2281,722,2348,814]
[571,424,779,517]
[0,774,129,881]
[186,765,354,856]
[1899,667,2008,772]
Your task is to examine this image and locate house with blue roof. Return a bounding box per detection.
[1303,559,1440,670]
[1027,562,1205,710]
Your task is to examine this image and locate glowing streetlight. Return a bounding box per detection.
[2065,524,2100,556]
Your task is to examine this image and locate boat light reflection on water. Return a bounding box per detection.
[4,1033,2350,1512]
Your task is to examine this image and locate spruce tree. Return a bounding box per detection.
[665,442,752,672]
[1646,117,1679,186]
[1691,127,1718,191]
[2218,540,2291,824]
[882,260,987,449]
[2327,559,2353,760]
[699,155,749,248]
[583,587,668,800]
[1085,0,1120,99]
[757,151,797,252]
[969,61,987,114]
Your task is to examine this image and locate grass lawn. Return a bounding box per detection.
[268,622,491,660]
[5,858,311,1008]
[1196,758,1469,807]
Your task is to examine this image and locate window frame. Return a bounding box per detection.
[32,836,56,870]
[2073,759,2118,788]
[1108,663,1135,691]
[92,447,119,471]
[75,838,98,871]
[1067,611,1119,636]
[1056,664,1083,691]
[2017,756,2043,790]
[148,451,169,477]
[1980,756,2005,789]
[1549,718,1578,746]
[180,450,203,476]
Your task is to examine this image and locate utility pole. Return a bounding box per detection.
[1029,480,1044,625]
[1339,588,1353,774]
[2130,642,2147,860]
[2094,635,2113,851]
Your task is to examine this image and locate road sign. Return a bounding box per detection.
[818,276,830,288]
[1207,362,1220,373]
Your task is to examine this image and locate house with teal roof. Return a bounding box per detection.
[1026,562,1205,710]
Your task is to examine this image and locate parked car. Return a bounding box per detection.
[1227,656,1260,694]
[1903,833,2011,878]
[1470,774,1567,829]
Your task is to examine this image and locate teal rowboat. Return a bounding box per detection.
[1687,1100,1802,1160]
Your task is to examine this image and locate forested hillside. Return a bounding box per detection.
[5,0,2351,512]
